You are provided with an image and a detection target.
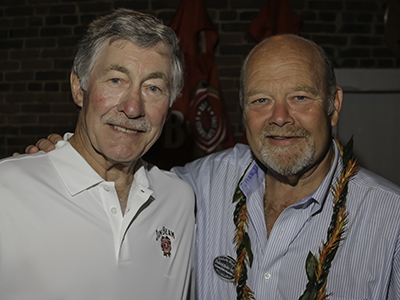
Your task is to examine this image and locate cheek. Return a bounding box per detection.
[147,102,169,127]
[245,110,266,135]
[244,112,267,151]
[294,106,325,128]
[296,111,332,146]
[86,91,116,117]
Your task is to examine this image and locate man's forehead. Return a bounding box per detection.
[244,53,323,91]
[94,41,172,78]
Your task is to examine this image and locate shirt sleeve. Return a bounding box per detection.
[388,235,400,299]
[171,159,206,196]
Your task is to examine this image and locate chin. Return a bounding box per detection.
[260,141,316,176]
[101,147,142,164]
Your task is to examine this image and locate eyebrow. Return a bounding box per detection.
[245,89,265,98]
[245,85,319,101]
[102,65,170,88]
[293,85,319,96]
[144,71,170,88]
[144,71,168,81]
[103,64,130,75]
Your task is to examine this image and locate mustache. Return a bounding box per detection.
[261,125,310,138]
[102,115,152,132]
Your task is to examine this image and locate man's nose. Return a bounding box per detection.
[117,88,145,119]
[268,100,294,127]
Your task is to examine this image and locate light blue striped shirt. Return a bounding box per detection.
[172,142,400,300]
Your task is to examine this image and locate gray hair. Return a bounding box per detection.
[72,8,184,106]
[239,34,337,115]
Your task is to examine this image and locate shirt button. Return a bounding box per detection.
[103,185,110,192]
[110,207,118,215]
[264,272,271,280]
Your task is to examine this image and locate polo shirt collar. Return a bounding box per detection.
[48,140,104,196]
[132,160,151,188]
[48,140,154,199]
[129,159,154,198]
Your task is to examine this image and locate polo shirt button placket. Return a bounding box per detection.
[110,207,118,215]
[102,184,119,216]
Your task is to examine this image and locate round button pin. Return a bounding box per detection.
[213,255,236,282]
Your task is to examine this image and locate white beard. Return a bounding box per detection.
[258,126,316,176]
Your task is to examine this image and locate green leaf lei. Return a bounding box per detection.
[233,161,255,300]
[299,137,358,300]
[233,137,359,300]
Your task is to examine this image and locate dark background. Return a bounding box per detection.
[1,0,399,160]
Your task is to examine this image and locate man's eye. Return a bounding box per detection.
[255,98,266,104]
[149,86,159,92]
[295,95,306,100]
[110,78,121,84]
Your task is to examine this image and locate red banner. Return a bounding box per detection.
[145,0,234,169]
[248,0,303,42]
[172,0,234,158]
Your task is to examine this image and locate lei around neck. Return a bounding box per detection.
[232,137,359,300]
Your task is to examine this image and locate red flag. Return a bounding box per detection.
[248,0,303,42]
[155,0,234,167]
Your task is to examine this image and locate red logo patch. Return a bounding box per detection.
[161,236,172,257]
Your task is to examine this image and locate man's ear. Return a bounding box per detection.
[330,85,343,127]
[70,71,84,107]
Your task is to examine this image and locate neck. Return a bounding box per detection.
[267,144,335,199]
[69,129,138,215]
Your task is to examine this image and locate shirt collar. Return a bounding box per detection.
[48,140,153,197]
[239,160,265,198]
[309,142,341,208]
[131,159,153,195]
[48,140,104,196]
[239,140,341,210]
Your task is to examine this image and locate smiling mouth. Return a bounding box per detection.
[111,124,142,134]
[269,136,296,140]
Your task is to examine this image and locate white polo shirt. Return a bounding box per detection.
[0,140,195,300]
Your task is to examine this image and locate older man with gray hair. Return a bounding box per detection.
[0,9,194,300]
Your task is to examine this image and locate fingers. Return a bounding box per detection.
[22,134,62,154]
[35,137,56,153]
[24,145,40,154]
[47,133,63,144]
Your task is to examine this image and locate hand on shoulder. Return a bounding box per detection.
[13,133,63,156]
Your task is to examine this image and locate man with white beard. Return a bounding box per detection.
[172,34,400,299]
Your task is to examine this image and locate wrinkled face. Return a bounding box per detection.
[72,40,172,165]
[243,41,340,177]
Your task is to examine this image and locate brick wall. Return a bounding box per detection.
[1,0,398,158]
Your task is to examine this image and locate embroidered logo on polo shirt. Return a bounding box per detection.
[156,226,175,257]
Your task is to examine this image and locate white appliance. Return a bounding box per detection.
[334,69,400,186]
